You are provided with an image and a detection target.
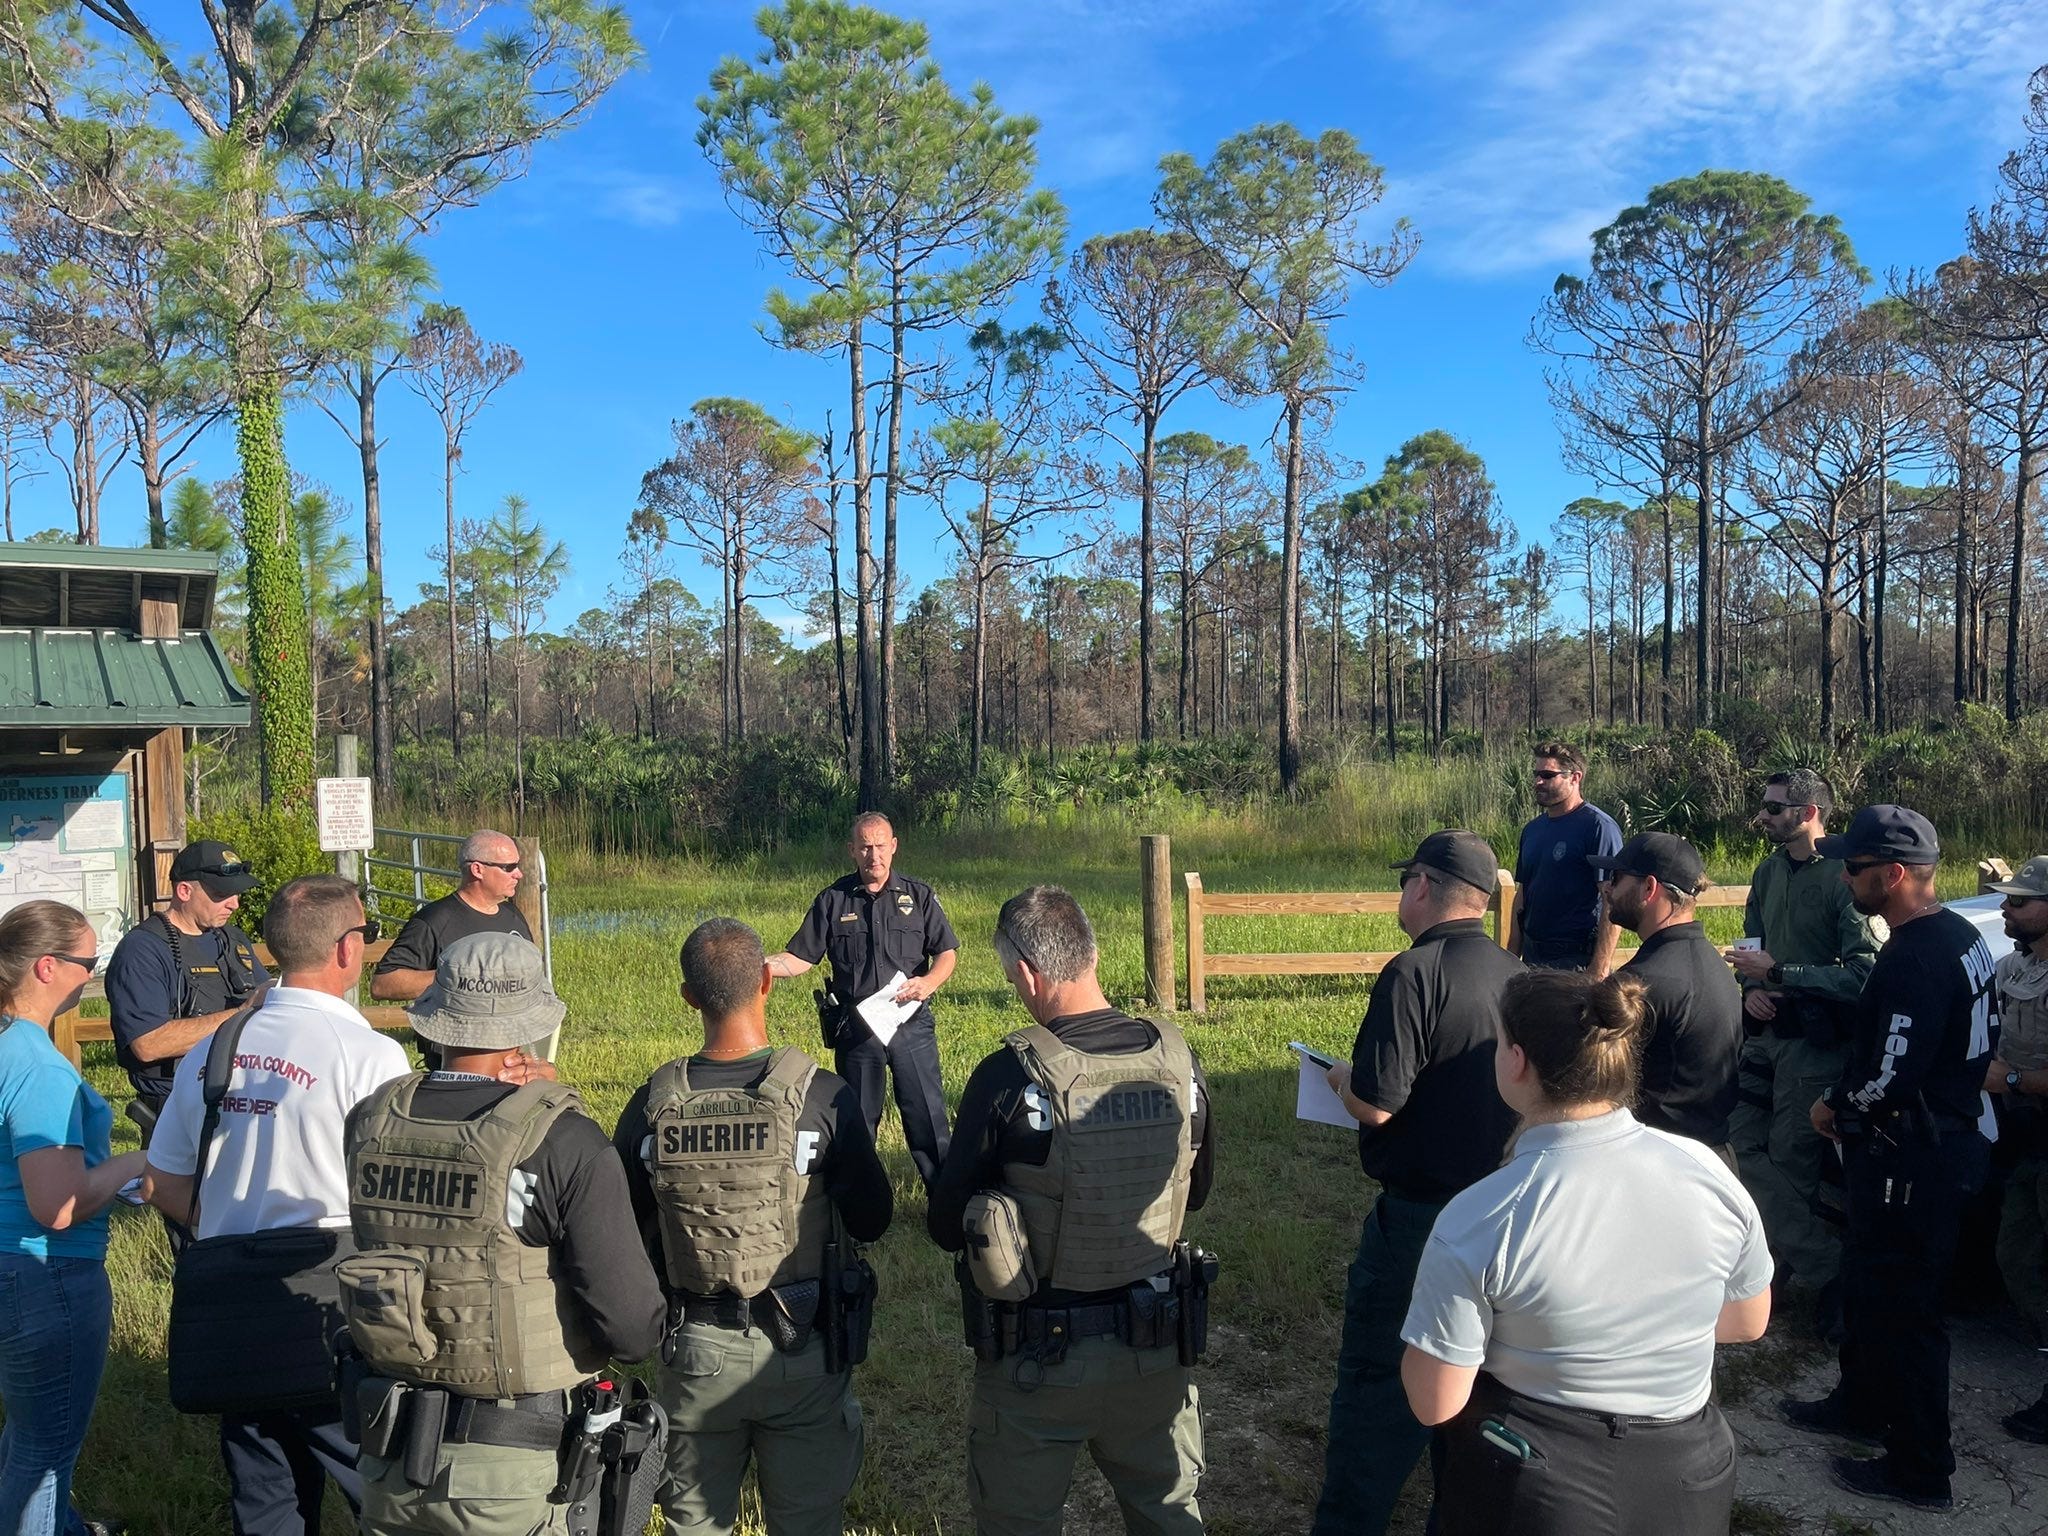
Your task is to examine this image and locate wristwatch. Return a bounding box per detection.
[2008,1069,2025,1093]
[1766,963,1785,986]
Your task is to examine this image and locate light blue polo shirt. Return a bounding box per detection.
[0,1016,115,1259]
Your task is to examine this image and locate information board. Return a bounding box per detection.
[316,776,375,852]
[0,772,134,958]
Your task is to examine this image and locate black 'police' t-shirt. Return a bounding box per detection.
[1837,905,1999,1126]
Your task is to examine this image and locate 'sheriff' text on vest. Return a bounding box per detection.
[342,1077,600,1398]
[1002,1022,1197,1293]
[648,1049,829,1298]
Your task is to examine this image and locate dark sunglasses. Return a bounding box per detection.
[1532,769,1569,782]
[471,859,521,873]
[1842,859,1892,876]
[335,920,381,946]
[46,951,98,973]
[1398,869,1424,887]
[2003,893,2046,907]
[1757,801,1797,815]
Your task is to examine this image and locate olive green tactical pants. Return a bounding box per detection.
[1731,1031,1851,1290]
[967,1336,1204,1536]
[1999,1156,2048,1343]
[655,1320,862,1536]
[359,1442,566,1535]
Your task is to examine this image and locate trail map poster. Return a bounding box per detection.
[0,773,134,957]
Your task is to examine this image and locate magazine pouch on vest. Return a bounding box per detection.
[647,1050,825,1298]
[1001,1020,1198,1294]
[340,1075,598,1398]
[168,1000,359,1416]
[960,1190,1036,1302]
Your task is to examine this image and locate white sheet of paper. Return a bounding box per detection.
[1289,1042,1358,1129]
[1731,937,1762,953]
[856,972,918,1045]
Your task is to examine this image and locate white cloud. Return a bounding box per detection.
[1375,0,2048,276]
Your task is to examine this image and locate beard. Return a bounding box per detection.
[1606,889,1643,930]
[1851,888,1887,916]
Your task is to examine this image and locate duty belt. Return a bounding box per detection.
[1016,1301,1128,1341]
[675,1290,811,1330]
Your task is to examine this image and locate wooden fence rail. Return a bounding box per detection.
[1182,869,1755,1013]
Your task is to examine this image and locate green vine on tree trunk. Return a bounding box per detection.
[237,375,314,822]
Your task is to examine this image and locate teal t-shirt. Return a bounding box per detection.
[0,1015,115,1259]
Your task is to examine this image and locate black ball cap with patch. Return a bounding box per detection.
[170,839,260,897]
[1816,804,1941,867]
[1392,830,1499,895]
[1588,831,1705,896]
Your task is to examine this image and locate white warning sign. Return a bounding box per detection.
[315,777,375,852]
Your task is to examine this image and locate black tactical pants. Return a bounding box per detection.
[835,1009,950,1184]
[1833,1122,1989,1494]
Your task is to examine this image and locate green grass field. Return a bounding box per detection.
[64,816,1973,1533]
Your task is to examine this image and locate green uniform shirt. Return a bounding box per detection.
[1741,846,1881,1004]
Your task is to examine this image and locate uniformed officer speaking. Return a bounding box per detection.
[768,813,958,1184]
[615,918,894,1536]
[928,885,1214,1536]
[1783,805,1998,1513]
[340,934,666,1535]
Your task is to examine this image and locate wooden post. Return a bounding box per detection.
[1980,857,2013,895]
[1141,834,1176,1012]
[1492,872,1517,949]
[1184,871,1206,1014]
[336,735,363,1010]
[513,836,557,1061]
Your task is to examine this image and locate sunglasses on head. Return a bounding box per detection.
[195,862,253,880]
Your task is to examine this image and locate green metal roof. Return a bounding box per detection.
[0,543,224,630]
[0,628,251,728]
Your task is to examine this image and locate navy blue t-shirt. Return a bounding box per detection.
[1514,802,1622,946]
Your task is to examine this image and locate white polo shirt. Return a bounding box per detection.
[148,985,412,1241]
[1401,1107,1771,1419]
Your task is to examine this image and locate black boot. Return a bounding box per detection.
[2003,1385,2048,1445]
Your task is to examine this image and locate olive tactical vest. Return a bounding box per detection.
[1001,1021,1197,1294]
[648,1049,828,1298]
[342,1075,600,1397]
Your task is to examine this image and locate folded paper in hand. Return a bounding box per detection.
[856,972,920,1046]
[1289,1042,1358,1130]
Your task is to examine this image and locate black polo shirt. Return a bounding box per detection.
[1619,920,1744,1146]
[1349,918,1524,1203]
[787,870,959,1005]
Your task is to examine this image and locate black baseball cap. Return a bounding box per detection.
[1816,804,1940,867]
[1392,830,1499,895]
[1588,831,1705,896]
[171,839,259,898]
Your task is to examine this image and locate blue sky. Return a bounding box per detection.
[38,0,2048,636]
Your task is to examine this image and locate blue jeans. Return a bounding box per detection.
[1312,1192,1446,1536]
[0,1253,113,1536]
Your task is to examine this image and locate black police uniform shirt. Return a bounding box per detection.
[1837,905,1999,1128]
[786,871,959,1009]
[106,918,269,1097]
[1348,918,1523,1203]
[1619,920,1745,1146]
[347,1076,668,1364]
[373,893,533,981]
[611,1050,895,1288]
[927,1008,1216,1306]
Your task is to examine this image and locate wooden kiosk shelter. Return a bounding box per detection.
[0,543,248,950]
